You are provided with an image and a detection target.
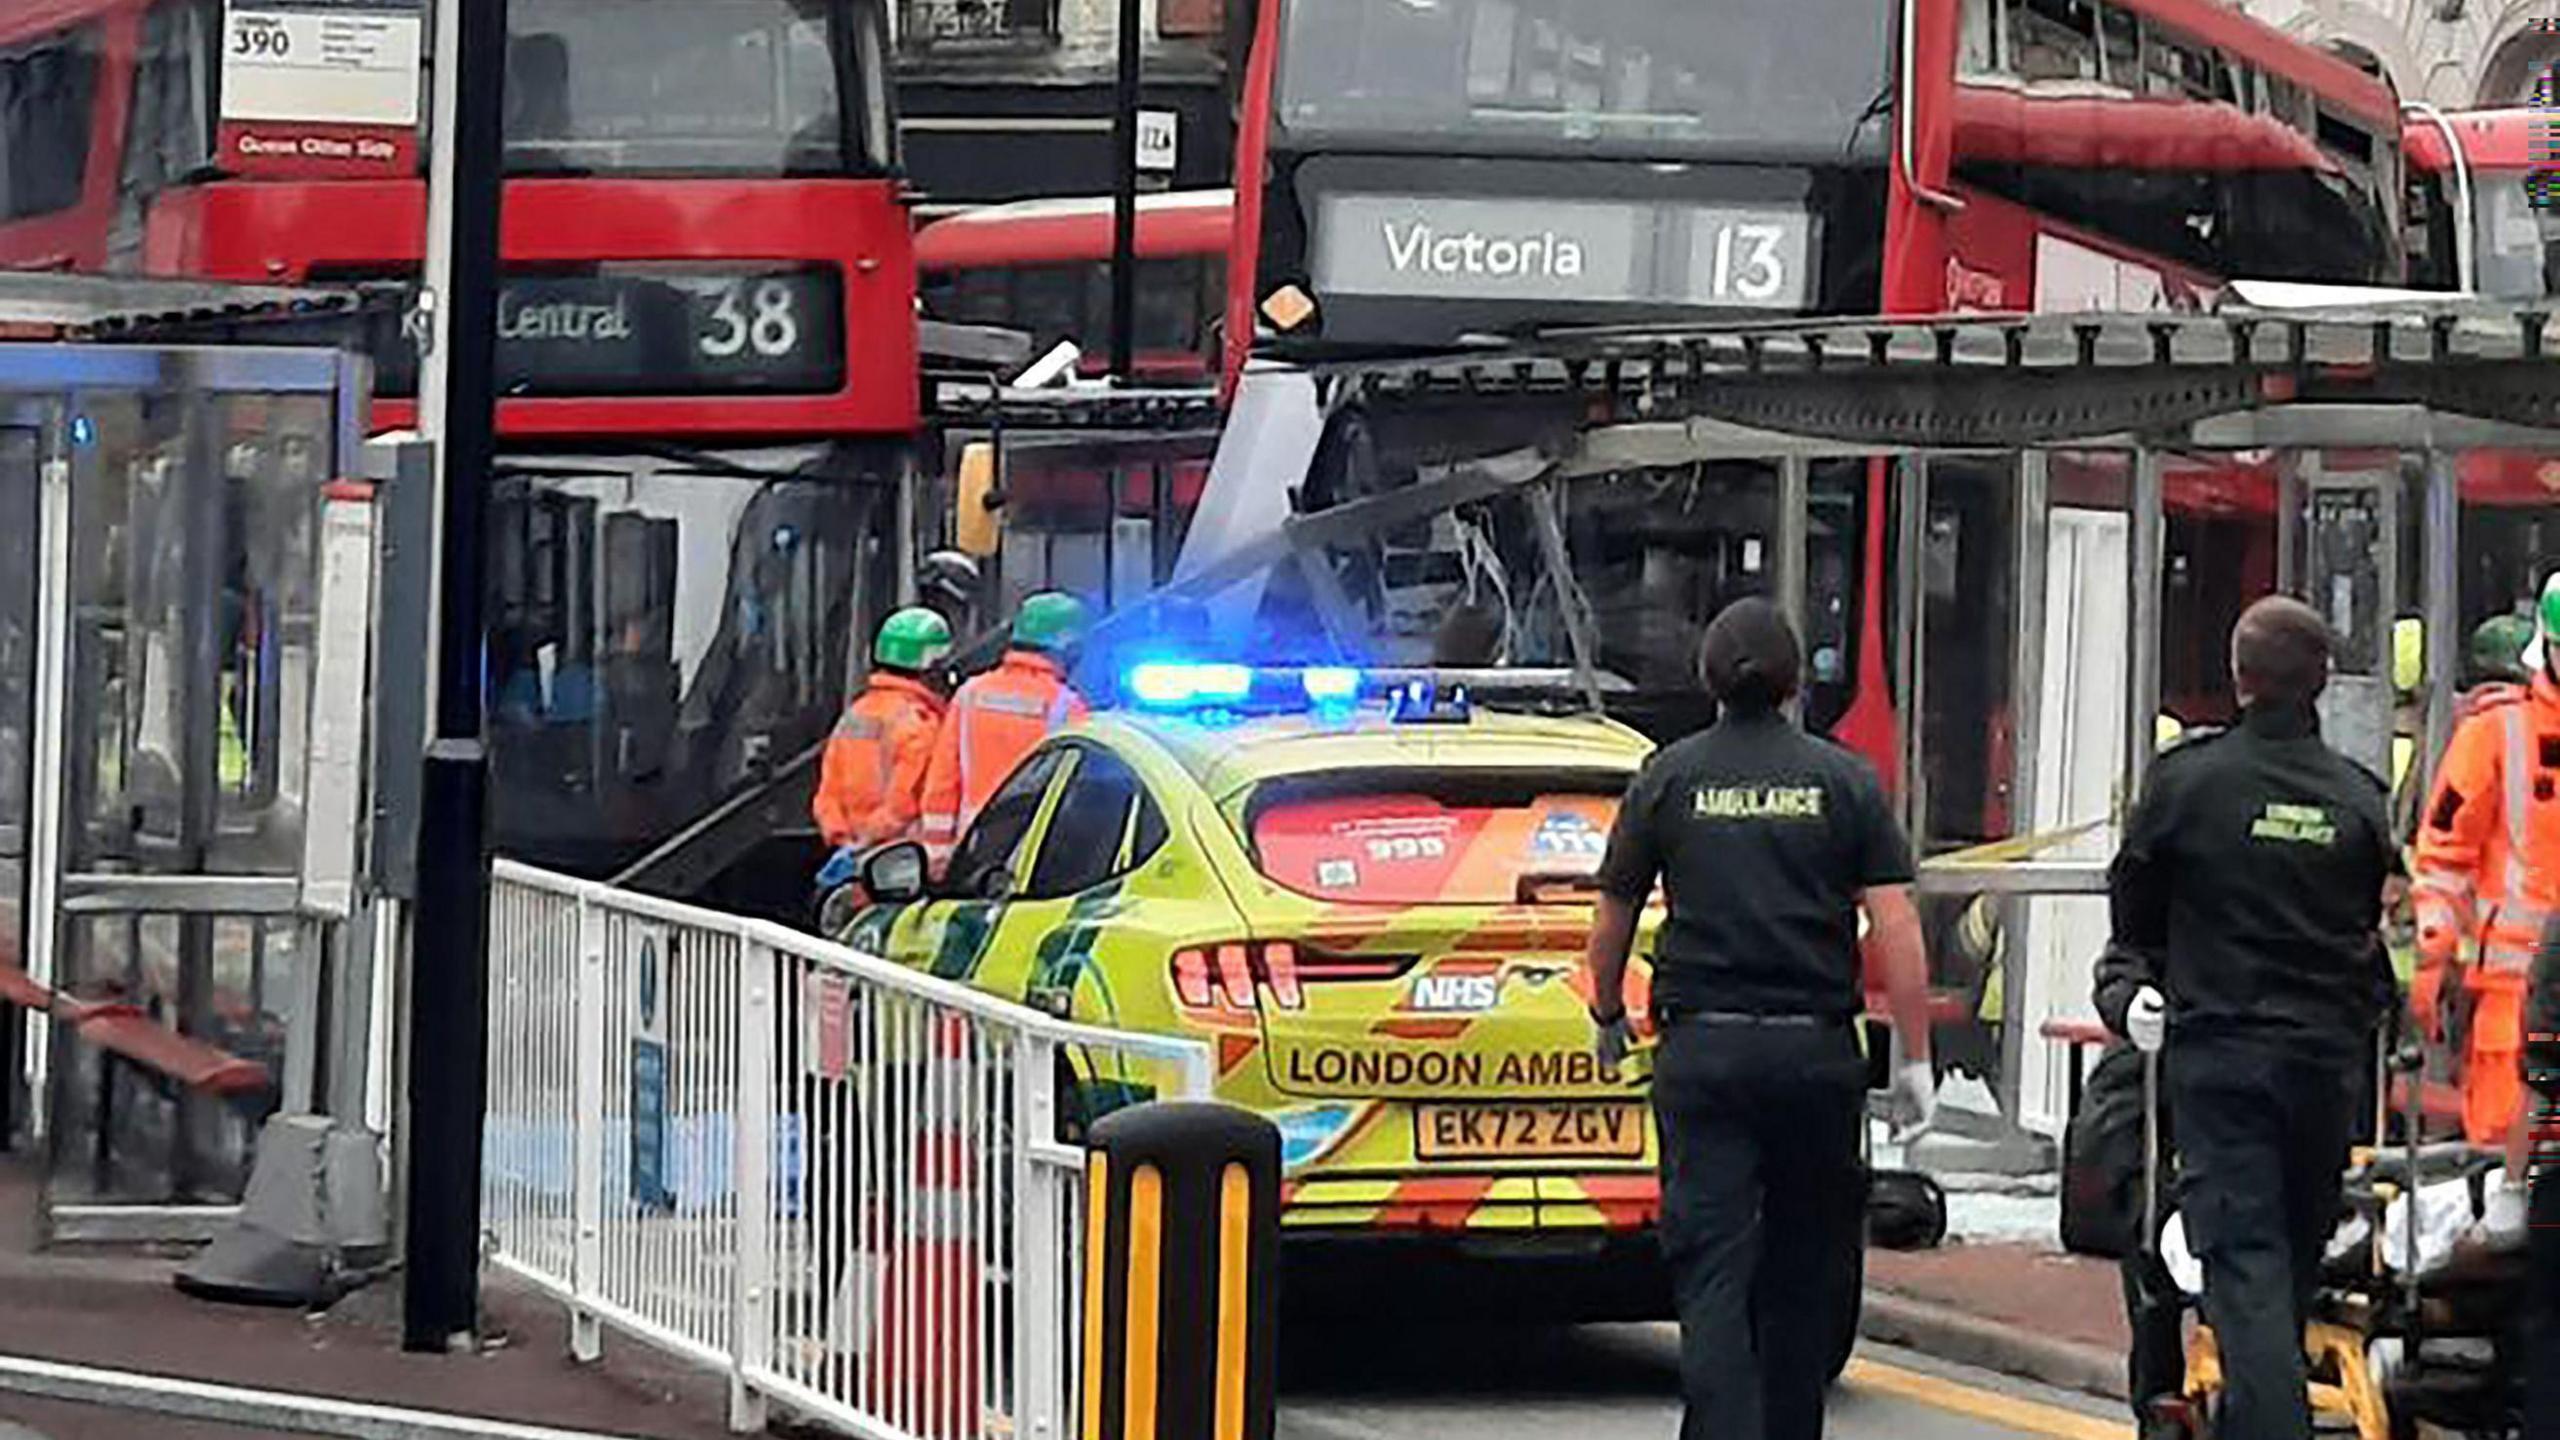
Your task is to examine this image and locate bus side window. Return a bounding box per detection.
[113,0,216,266]
[0,26,103,223]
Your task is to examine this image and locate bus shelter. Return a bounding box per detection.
[1142,299,2551,1145]
[0,278,401,1244]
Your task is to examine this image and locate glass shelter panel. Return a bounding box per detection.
[0,344,361,1218]
[0,426,34,1142]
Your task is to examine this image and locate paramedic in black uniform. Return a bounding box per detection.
[2096,596,2399,1440]
[1583,598,1940,1440]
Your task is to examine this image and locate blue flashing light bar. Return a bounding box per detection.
[1126,661,1255,709]
[1301,666,1363,705]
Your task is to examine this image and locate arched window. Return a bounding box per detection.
[2478,25,2560,106]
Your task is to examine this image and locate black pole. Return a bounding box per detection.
[403,0,506,1353]
[1108,0,1141,383]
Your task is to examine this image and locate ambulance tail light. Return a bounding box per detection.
[1216,944,1257,1009]
[1260,942,1303,1009]
[1171,942,1423,1010]
[1171,948,1214,1008]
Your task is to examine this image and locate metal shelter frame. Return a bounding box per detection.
[1125,299,2560,1129]
[0,337,384,1244]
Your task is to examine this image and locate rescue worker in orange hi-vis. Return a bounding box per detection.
[2412,573,2560,1146]
[918,590,1090,866]
[813,607,955,853]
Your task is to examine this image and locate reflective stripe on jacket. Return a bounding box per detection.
[2411,673,2560,1142]
[918,650,1086,858]
[2413,676,2560,975]
[812,674,944,850]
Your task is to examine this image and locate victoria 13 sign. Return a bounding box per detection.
[1310,193,1814,311]
[371,267,846,398]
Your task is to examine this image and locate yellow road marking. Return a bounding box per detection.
[1842,1358,2130,1440]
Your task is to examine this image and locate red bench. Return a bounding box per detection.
[1863,988,1978,1028]
[0,956,274,1100]
[2040,1016,2466,1131]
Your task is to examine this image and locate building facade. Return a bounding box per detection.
[895,0,1233,208]
[2240,0,2557,106]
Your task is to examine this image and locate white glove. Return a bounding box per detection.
[1889,1061,1938,1143]
[2126,986,2168,1055]
[1592,1012,1636,1077]
[2479,1174,2531,1248]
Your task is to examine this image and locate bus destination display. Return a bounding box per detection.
[371,267,846,397]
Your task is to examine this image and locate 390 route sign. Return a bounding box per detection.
[219,0,424,179]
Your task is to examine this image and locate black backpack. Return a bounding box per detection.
[1865,1168,1947,1251]
[2061,1041,2172,1258]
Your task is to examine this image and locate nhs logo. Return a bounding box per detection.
[1407,971,1501,1013]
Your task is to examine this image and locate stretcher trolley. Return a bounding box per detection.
[2160,1034,2531,1440]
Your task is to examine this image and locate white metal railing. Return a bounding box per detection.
[481,860,1212,1439]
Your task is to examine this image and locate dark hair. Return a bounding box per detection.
[1433,599,1505,667]
[2231,595,2333,708]
[1698,598,1802,713]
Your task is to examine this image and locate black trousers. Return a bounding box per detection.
[2167,1041,2358,1440]
[2529,1157,2558,1440]
[2120,1247,2187,1419]
[1652,1017,1867,1440]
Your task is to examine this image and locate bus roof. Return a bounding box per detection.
[916,189,1234,271]
[2107,0,2398,129]
[2407,108,2544,173]
[0,0,130,46]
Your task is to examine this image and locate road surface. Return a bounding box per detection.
[1281,1325,2127,1440]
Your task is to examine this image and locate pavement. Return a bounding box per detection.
[0,1131,2136,1439]
[0,1157,729,1439]
[1856,1105,2133,1405]
[1278,1326,2129,1440]
[1865,1243,2130,1402]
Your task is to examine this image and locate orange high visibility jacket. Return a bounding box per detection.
[918,650,1086,858]
[2412,673,2560,1142]
[812,674,945,851]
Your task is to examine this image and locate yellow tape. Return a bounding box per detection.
[1927,818,2110,869]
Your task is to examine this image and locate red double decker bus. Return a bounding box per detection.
[2407,107,2560,646]
[916,189,1231,384]
[0,0,917,895]
[1209,0,2399,846]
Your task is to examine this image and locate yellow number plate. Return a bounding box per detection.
[1412,1102,1646,1162]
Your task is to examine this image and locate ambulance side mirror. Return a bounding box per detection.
[863,842,929,905]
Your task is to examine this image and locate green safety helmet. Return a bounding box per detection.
[1011,591,1090,652]
[2525,574,2560,677]
[873,606,953,673]
[2470,613,2533,684]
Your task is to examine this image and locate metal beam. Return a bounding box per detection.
[1894,458,1929,846]
[2126,451,2165,803]
[57,875,306,916]
[1524,481,1607,712]
[1774,455,1810,643]
[2421,451,2461,775]
[1916,861,2111,896]
[1092,445,1558,647]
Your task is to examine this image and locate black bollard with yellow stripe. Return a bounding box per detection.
[1082,1102,1279,1440]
